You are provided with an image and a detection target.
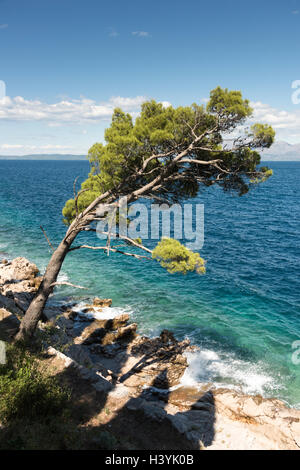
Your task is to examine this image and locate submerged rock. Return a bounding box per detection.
[93,298,112,308]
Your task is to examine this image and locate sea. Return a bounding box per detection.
[0,160,299,407]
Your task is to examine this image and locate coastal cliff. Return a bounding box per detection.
[0,257,299,450]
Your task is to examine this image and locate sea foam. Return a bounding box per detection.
[179,348,282,398]
[72,301,133,321]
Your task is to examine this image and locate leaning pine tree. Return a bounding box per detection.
[16,87,275,341]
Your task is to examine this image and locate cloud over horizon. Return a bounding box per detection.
[1,94,300,155]
[132,31,150,37]
[250,101,300,142]
[0,94,171,155]
[0,95,148,124]
[0,143,73,152]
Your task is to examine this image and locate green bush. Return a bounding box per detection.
[0,343,71,424]
[152,237,206,274]
[0,343,119,450]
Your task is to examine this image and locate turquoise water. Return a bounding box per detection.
[0,160,299,407]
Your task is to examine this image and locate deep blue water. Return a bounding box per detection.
[0,160,299,407]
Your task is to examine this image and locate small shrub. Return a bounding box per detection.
[0,343,120,450]
[152,237,206,274]
[0,343,71,424]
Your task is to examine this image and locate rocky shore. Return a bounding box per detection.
[0,257,299,450]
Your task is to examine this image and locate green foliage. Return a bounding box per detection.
[0,343,120,450]
[59,87,275,280]
[152,237,206,275]
[250,123,275,148]
[250,166,273,183]
[207,86,252,125]
[61,87,274,282]
[0,418,118,450]
[0,343,71,424]
[63,87,274,225]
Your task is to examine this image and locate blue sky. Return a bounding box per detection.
[1,0,300,155]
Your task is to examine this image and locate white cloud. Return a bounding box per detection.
[0,95,148,124]
[0,95,174,155]
[160,100,172,108]
[216,101,300,144]
[108,96,145,107]
[2,95,300,155]
[292,10,299,14]
[132,31,150,37]
[0,144,75,153]
[250,101,300,141]
[108,28,119,37]
[200,98,300,143]
[0,24,8,30]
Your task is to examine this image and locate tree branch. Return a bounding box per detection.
[69,244,151,259]
[179,158,230,174]
[51,281,87,290]
[97,231,153,254]
[40,225,55,251]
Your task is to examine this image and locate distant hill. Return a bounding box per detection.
[0,142,299,161]
[0,154,87,160]
[261,142,300,161]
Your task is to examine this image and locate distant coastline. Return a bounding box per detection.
[1,140,300,161]
[0,154,299,161]
[0,154,87,161]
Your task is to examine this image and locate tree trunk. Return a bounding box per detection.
[15,231,78,341]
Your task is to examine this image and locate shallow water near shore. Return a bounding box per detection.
[0,160,299,407]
